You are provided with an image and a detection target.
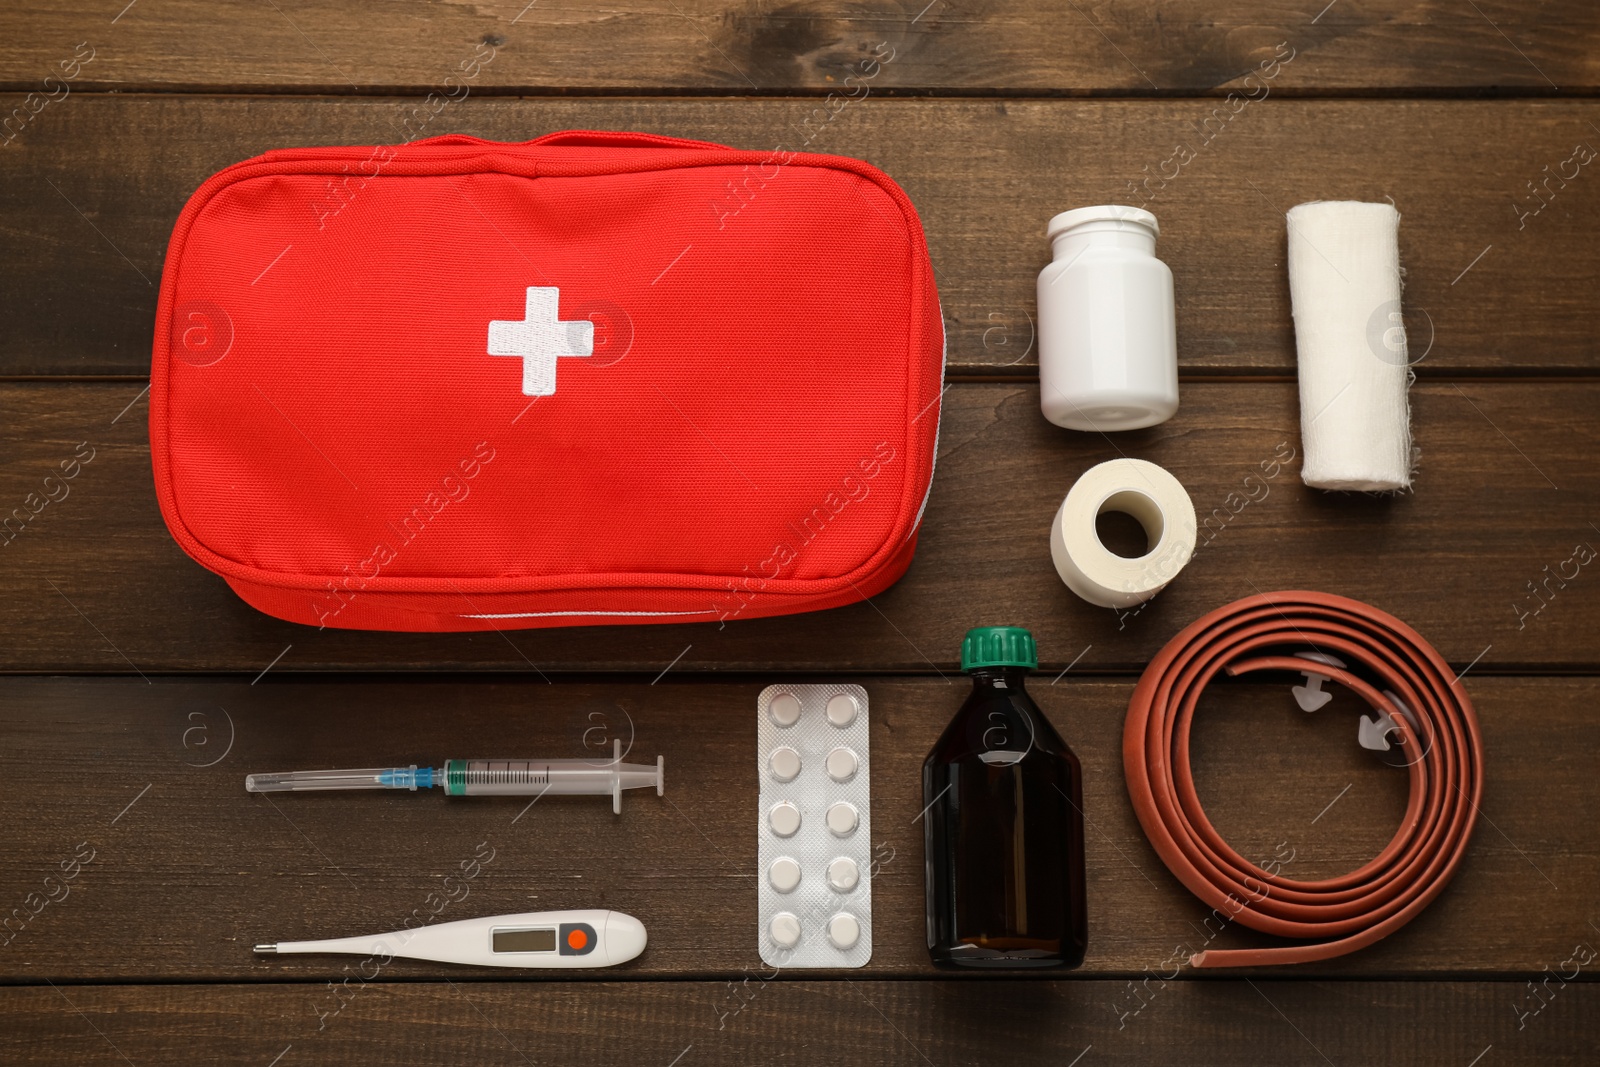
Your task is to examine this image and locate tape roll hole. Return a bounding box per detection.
[1095,489,1165,559]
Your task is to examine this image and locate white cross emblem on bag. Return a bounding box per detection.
[486,287,595,396]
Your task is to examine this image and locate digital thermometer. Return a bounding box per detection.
[254,909,646,969]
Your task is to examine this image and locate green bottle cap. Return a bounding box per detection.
[960,626,1037,672]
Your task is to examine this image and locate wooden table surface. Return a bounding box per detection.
[2,3,1596,1064]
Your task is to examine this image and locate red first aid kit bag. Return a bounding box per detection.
[150,130,943,631]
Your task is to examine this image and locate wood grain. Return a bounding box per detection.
[2,979,1593,1066]
[4,97,1600,377]
[0,1,1593,94]
[0,4,1595,1062]
[0,676,1592,980]
[0,381,1592,673]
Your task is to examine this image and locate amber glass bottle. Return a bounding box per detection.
[922,626,1087,969]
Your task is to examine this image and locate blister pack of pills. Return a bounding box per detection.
[756,683,872,968]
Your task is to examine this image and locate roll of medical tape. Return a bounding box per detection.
[1050,458,1197,608]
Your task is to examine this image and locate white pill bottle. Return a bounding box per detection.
[1036,205,1179,431]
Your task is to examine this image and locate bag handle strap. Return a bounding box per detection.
[406,131,729,151]
[527,130,729,151]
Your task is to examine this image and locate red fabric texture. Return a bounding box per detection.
[150,131,943,631]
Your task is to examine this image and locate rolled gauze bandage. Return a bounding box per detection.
[1286,201,1414,491]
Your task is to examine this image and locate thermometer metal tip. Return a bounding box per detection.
[253,944,279,955]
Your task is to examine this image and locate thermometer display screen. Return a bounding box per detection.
[492,927,557,953]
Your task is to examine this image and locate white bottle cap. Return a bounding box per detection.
[1046,204,1159,241]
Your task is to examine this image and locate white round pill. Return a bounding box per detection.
[769,801,801,837]
[769,746,801,782]
[769,856,802,893]
[825,801,858,837]
[825,746,858,782]
[769,692,802,727]
[827,856,860,892]
[828,912,861,950]
[825,693,858,727]
[769,912,801,949]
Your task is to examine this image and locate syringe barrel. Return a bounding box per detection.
[443,759,658,797]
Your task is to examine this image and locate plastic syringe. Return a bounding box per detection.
[245,740,662,814]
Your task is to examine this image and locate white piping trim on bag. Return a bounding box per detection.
[906,300,946,541]
[461,609,719,619]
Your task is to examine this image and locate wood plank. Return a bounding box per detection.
[0,980,1595,1067]
[0,1,1593,94]
[0,676,1592,980]
[0,380,1594,673]
[4,96,1600,377]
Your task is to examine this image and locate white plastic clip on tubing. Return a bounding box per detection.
[1286,201,1414,491]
